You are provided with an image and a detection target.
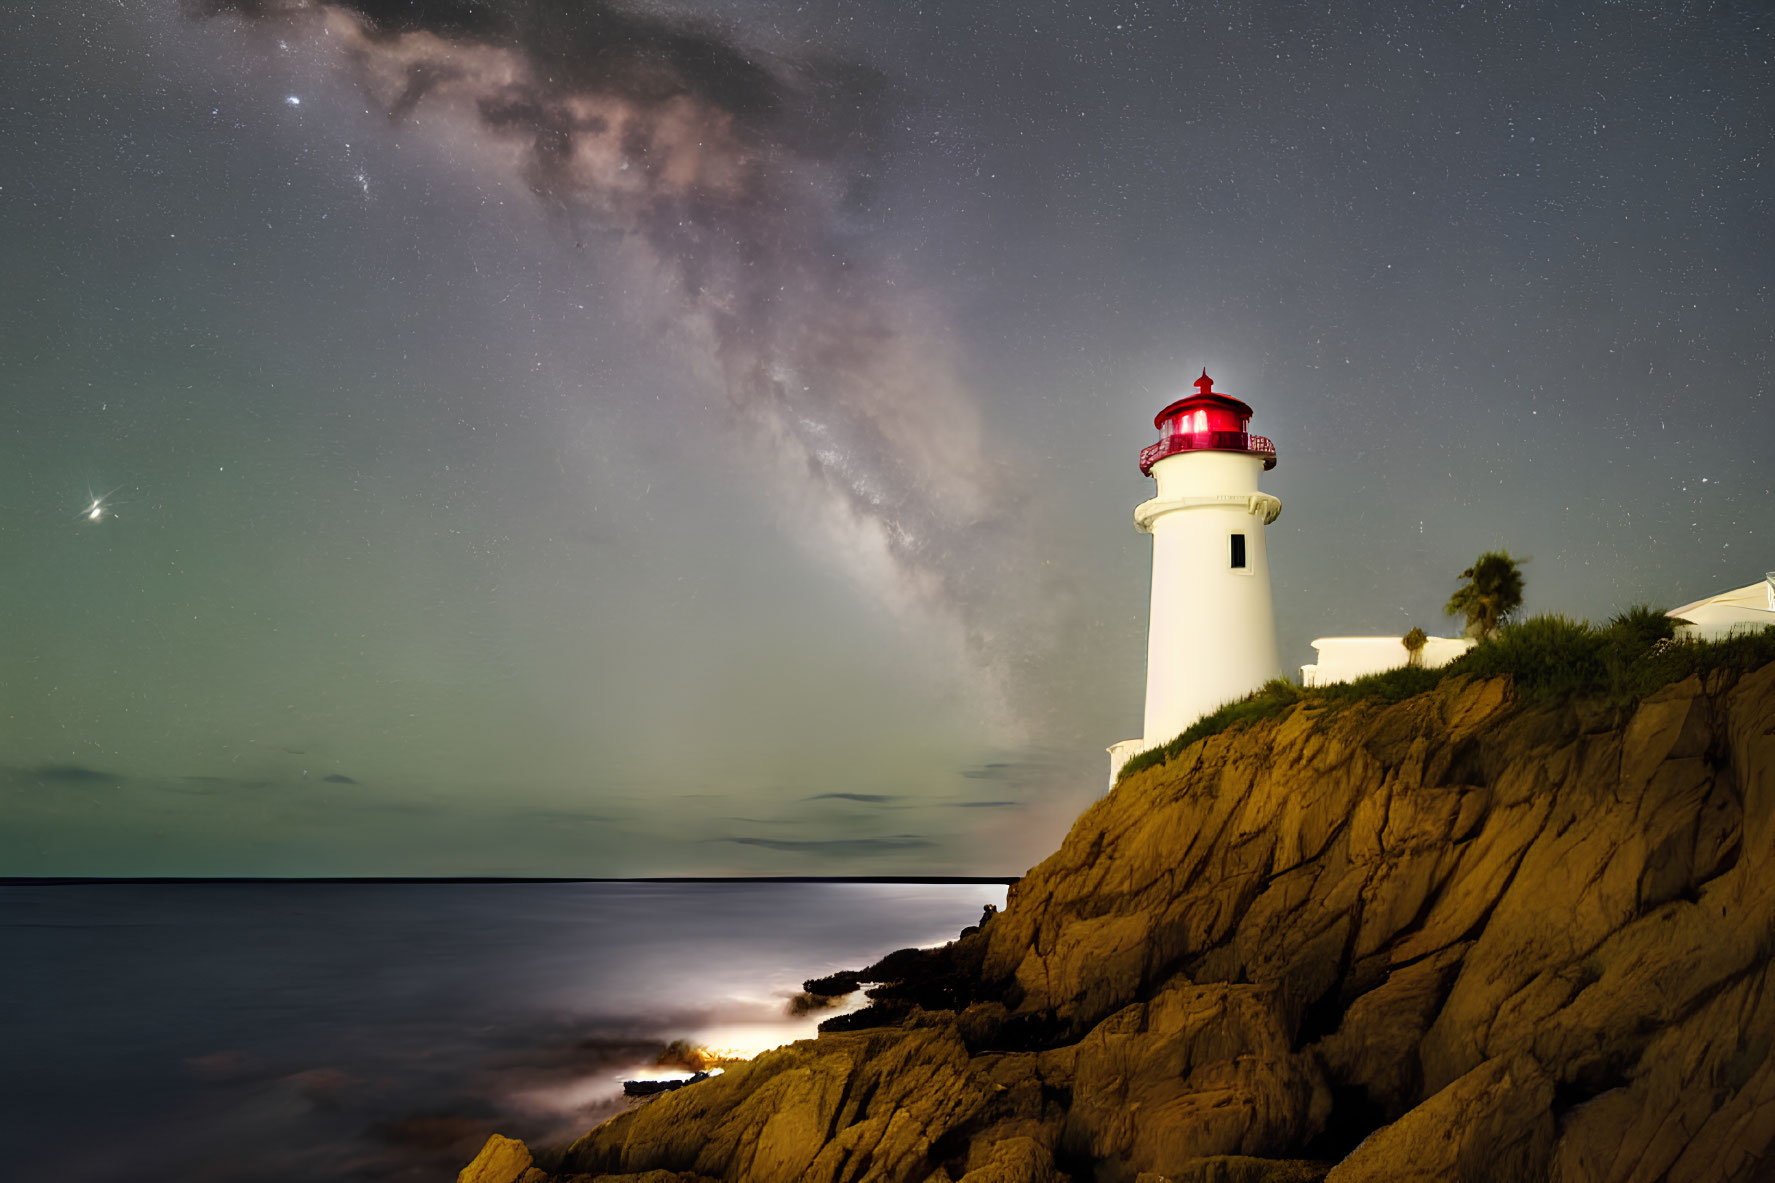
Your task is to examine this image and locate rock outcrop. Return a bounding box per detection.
[464,661,1775,1183]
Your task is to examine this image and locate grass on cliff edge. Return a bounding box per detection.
[1115,611,1775,784]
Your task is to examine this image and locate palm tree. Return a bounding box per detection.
[1402,626,1428,667]
[1446,551,1526,641]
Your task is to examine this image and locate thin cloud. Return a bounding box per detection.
[509,808,624,826]
[178,775,275,791]
[724,835,934,855]
[13,764,128,786]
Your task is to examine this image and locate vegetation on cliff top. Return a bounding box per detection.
[1117,609,1775,783]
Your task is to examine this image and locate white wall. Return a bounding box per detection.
[1300,635,1474,687]
[1671,604,1775,642]
[1105,737,1147,790]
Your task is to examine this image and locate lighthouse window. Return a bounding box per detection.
[1230,533,1247,569]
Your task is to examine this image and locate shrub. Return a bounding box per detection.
[1604,604,1679,657]
[1315,661,1447,706]
[1448,610,1775,707]
[1452,614,1611,703]
[1624,625,1775,699]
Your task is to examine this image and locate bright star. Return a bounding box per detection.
[80,485,123,524]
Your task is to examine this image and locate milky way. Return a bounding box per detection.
[196,0,1045,732]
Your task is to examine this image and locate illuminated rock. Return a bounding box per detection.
[456,1134,534,1183]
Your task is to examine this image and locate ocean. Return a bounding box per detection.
[0,880,1007,1181]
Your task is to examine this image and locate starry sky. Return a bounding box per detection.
[3,0,1770,876]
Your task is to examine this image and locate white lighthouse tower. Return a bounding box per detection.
[1109,371,1283,785]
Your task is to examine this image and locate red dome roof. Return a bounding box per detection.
[1153,370,1254,428]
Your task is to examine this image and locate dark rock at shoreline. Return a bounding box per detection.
[623,1072,711,1098]
[802,971,862,998]
[460,662,1775,1183]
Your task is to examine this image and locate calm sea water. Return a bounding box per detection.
[0,880,1005,1182]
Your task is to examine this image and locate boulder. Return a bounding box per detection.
[1323,1053,1554,1182]
[952,1136,1064,1183]
[1062,978,1329,1180]
[458,1134,533,1183]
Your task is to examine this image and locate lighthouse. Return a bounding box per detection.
[1108,371,1283,785]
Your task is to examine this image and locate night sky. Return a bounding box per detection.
[4,1,1770,875]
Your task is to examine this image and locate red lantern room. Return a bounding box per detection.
[1138,370,1278,476]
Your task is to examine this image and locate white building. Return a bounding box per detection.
[1299,634,1475,687]
[1108,371,1283,786]
[1669,574,1775,641]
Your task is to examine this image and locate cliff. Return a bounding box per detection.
[462,659,1775,1183]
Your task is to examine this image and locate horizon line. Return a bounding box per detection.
[1,875,1022,886]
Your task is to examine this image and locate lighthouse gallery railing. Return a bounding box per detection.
[1139,431,1277,475]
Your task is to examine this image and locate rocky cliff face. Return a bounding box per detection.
[463,661,1775,1183]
